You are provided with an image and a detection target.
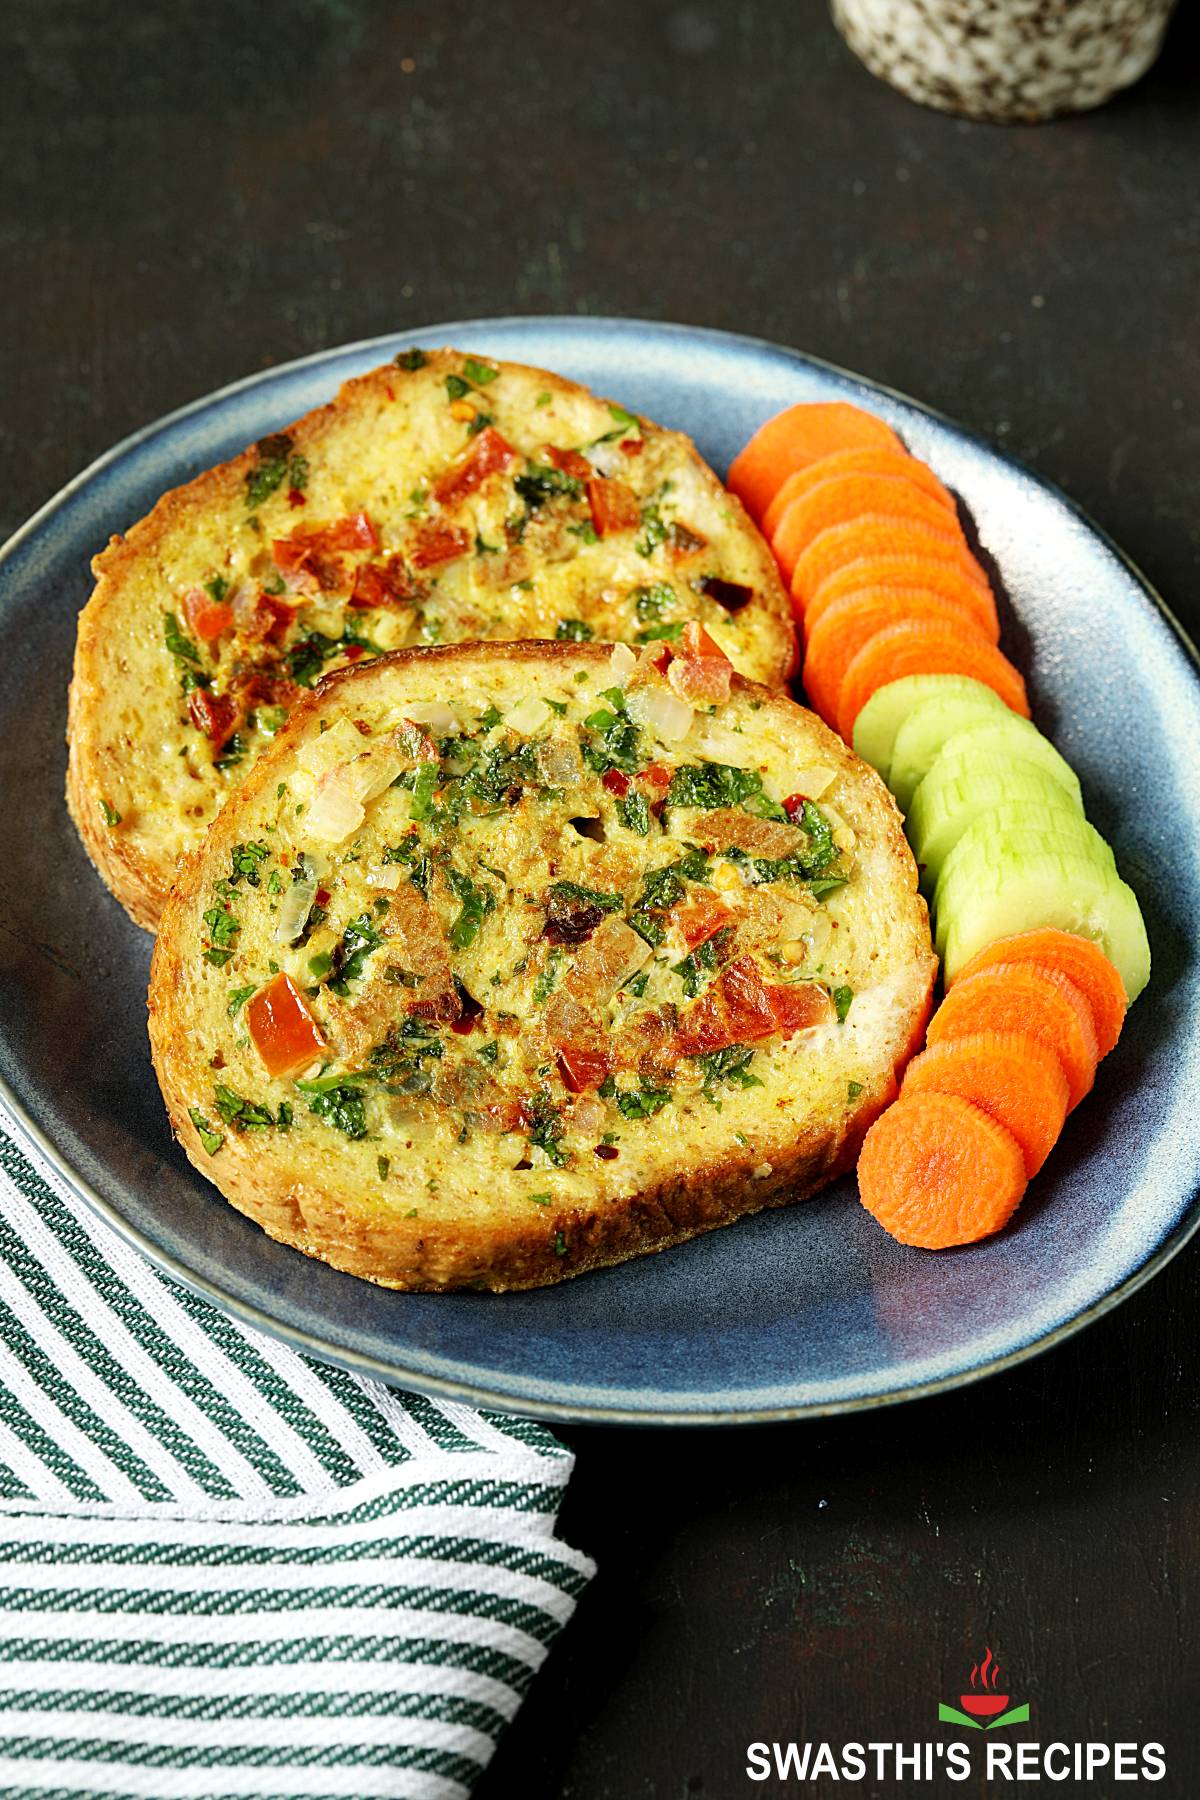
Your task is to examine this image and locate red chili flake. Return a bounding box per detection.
[286,488,307,508]
[343,643,366,661]
[594,1143,620,1160]
[314,888,331,907]
[782,793,809,821]
[619,438,644,456]
[602,768,631,797]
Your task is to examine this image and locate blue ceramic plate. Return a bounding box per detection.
[1,318,1198,1424]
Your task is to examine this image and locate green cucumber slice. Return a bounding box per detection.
[888,682,1011,811]
[940,856,1150,1002]
[930,715,1082,809]
[934,812,1117,955]
[908,757,1084,894]
[851,675,996,778]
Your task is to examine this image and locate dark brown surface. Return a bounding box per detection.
[4,3,1198,1794]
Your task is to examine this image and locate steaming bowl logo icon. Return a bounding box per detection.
[939,1649,1030,1731]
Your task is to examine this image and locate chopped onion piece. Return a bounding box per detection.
[505,694,550,736]
[297,716,365,778]
[305,767,366,844]
[787,765,838,801]
[404,700,460,736]
[365,864,402,890]
[608,642,637,685]
[687,719,758,767]
[626,683,694,745]
[349,748,405,805]
[571,1096,608,1136]
[273,876,317,944]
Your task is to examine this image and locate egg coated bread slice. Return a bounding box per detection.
[149,640,935,1291]
[69,349,795,928]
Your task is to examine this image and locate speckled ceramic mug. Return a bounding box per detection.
[831,0,1177,122]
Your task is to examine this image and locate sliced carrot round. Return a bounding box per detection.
[762,447,956,538]
[926,963,1099,1110]
[772,475,959,583]
[901,1031,1069,1177]
[792,518,984,617]
[728,403,902,523]
[836,621,1029,742]
[857,1090,1028,1248]
[802,592,993,726]
[806,568,999,642]
[949,928,1127,1058]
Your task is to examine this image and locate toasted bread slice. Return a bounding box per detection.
[149,640,934,1291]
[68,350,795,928]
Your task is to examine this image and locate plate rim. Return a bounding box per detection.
[3,313,1197,1427]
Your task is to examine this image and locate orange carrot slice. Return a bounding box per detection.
[802,592,993,725]
[761,447,956,538]
[857,1090,1028,1248]
[836,620,1029,742]
[901,1031,1069,1177]
[806,566,999,641]
[926,963,1099,1110]
[727,403,902,523]
[771,475,959,584]
[792,518,982,617]
[949,929,1127,1058]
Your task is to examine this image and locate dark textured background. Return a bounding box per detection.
[4,3,1199,1794]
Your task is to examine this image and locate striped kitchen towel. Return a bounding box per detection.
[0,1117,593,1799]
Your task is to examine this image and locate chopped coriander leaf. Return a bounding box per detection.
[581,689,642,777]
[226,984,256,1017]
[228,841,270,886]
[529,1192,552,1207]
[633,583,676,621]
[163,611,200,664]
[636,502,668,557]
[554,1230,568,1256]
[532,948,563,1006]
[547,879,624,913]
[535,391,552,407]
[188,1108,224,1155]
[614,1080,673,1120]
[99,799,122,828]
[833,985,854,1024]
[627,848,711,945]
[244,433,295,508]
[203,948,234,968]
[568,521,599,545]
[478,1039,500,1064]
[328,912,386,993]
[300,1081,368,1140]
[277,1101,293,1130]
[617,790,651,836]
[408,759,439,821]
[287,453,309,492]
[259,706,288,735]
[445,373,471,401]
[213,1084,276,1131]
[215,734,248,773]
[467,411,494,438]
[395,348,428,370]
[202,906,239,951]
[555,618,594,641]
[204,575,229,604]
[544,697,567,716]
[525,1093,568,1167]
[515,464,584,509]
[308,951,333,980]
[463,357,499,386]
[624,969,650,998]
[673,925,735,998]
[635,621,684,644]
[665,762,783,817]
[693,1043,762,1097]
[478,703,503,730]
[848,1080,864,1099]
[447,869,496,949]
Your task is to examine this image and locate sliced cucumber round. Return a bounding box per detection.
[930,715,1082,809]
[940,855,1150,1002]
[887,681,1010,811]
[851,674,991,778]
[933,808,1117,953]
[908,756,1084,894]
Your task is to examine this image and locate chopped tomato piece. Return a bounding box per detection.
[719,956,779,1041]
[349,557,416,609]
[557,1044,611,1093]
[547,444,593,481]
[246,974,327,1078]
[667,626,733,705]
[638,762,672,794]
[782,794,810,821]
[619,438,643,456]
[667,521,707,556]
[272,512,378,566]
[187,688,237,746]
[602,768,631,797]
[343,643,365,661]
[432,425,517,505]
[674,894,735,950]
[766,983,835,1037]
[183,586,234,644]
[697,574,752,613]
[286,487,307,508]
[410,521,471,568]
[249,592,294,645]
[587,476,641,537]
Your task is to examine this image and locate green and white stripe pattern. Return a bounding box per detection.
[0,1120,592,1798]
